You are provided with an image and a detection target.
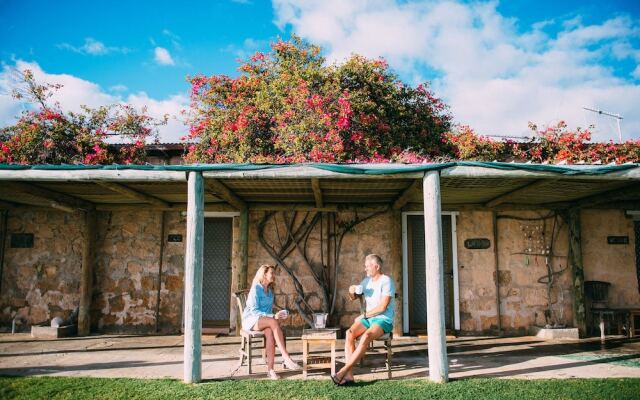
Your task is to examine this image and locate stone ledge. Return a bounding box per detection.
[30,325,77,339]
[530,326,579,340]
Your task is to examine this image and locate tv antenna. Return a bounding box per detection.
[582,106,623,142]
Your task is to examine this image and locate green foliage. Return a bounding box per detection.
[1,376,640,400]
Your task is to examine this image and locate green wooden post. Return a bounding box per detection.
[568,208,587,337]
[184,171,204,383]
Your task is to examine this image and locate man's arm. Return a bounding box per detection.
[362,295,391,318]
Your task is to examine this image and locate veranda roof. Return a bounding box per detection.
[0,162,638,211]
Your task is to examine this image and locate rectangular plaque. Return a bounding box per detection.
[167,234,183,243]
[11,233,34,248]
[607,236,629,245]
[464,238,491,249]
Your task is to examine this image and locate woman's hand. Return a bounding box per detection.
[275,310,288,320]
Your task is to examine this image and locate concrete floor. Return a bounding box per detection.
[0,333,639,381]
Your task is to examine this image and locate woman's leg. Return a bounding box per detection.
[263,327,275,370]
[256,317,293,361]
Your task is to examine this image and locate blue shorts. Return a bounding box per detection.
[360,316,393,334]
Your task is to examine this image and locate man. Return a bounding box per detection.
[332,254,395,385]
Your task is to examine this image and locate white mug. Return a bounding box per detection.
[354,285,363,295]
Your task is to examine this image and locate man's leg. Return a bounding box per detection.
[343,321,367,381]
[336,324,384,382]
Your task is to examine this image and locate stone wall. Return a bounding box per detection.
[582,209,639,306]
[0,210,83,331]
[91,211,185,333]
[1,206,637,336]
[456,210,573,335]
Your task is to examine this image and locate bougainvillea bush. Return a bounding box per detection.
[184,36,452,163]
[444,122,640,164]
[0,69,166,165]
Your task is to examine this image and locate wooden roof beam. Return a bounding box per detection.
[393,179,421,210]
[5,182,94,212]
[249,203,390,212]
[204,179,247,210]
[574,183,640,209]
[94,181,171,208]
[484,179,553,208]
[311,178,323,208]
[0,199,17,209]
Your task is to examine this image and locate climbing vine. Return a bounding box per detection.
[257,209,384,327]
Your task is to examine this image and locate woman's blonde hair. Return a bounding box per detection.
[252,264,277,290]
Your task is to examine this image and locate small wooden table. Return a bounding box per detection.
[301,328,339,378]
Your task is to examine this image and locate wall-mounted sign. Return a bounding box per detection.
[11,233,34,248]
[464,238,491,250]
[167,234,183,243]
[607,236,629,245]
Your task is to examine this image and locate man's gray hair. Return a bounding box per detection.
[365,254,383,270]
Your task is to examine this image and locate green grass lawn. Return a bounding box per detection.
[1,376,639,400]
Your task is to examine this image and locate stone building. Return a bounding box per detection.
[0,163,639,339]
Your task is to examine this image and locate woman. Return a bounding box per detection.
[242,264,301,379]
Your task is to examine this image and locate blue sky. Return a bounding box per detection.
[1,0,639,142]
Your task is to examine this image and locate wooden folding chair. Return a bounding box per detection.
[231,290,266,375]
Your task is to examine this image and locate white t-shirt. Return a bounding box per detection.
[360,274,395,322]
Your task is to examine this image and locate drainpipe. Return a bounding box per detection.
[155,211,166,333]
[493,211,502,336]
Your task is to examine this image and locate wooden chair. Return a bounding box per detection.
[357,296,394,379]
[231,290,266,376]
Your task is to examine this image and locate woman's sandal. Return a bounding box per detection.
[330,374,342,385]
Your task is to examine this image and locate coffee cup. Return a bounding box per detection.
[355,285,363,295]
[281,309,289,318]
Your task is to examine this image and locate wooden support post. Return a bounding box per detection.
[155,211,166,333]
[567,208,587,337]
[493,211,502,336]
[423,171,449,383]
[237,208,249,290]
[391,209,403,337]
[78,210,96,336]
[184,171,204,383]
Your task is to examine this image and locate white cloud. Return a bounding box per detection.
[0,60,187,142]
[58,38,131,55]
[154,47,175,66]
[109,84,128,92]
[273,0,640,141]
